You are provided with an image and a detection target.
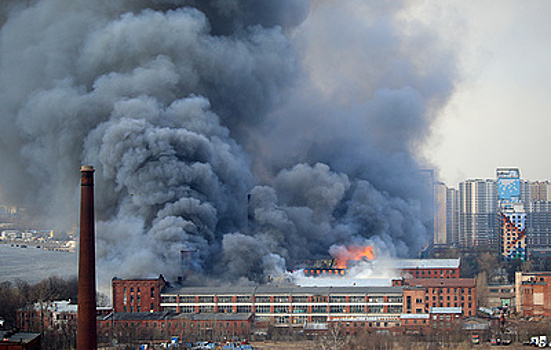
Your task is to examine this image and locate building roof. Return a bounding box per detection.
[102,311,171,321]
[112,275,166,282]
[0,331,41,344]
[462,317,490,330]
[164,286,257,296]
[164,284,404,296]
[393,259,460,269]
[254,285,403,295]
[430,307,462,314]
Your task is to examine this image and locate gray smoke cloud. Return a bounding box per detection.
[0,0,457,287]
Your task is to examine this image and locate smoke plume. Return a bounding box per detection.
[0,0,457,286]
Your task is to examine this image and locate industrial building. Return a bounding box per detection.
[16,258,481,341]
[112,275,167,313]
[515,271,551,317]
[393,259,461,279]
[294,258,461,278]
[102,258,475,337]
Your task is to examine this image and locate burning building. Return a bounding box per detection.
[292,243,460,279]
[105,257,476,338]
[292,244,377,277]
[106,259,477,330]
[16,257,476,341]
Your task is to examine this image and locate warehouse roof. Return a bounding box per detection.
[101,311,171,321]
[165,284,404,296]
[393,259,460,269]
[0,331,41,344]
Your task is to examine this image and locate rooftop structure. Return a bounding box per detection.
[0,330,41,350]
[392,259,460,269]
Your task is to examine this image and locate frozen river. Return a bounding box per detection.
[0,243,77,284]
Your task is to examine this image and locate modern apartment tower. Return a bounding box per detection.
[458,179,497,248]
[433,182,459,247]
[434,168,551,259]
[433,182,447,246]
[526,201,551,248]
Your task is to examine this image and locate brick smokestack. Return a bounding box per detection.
[77,165,97,350]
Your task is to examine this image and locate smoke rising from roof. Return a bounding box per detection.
[0,0,457,287]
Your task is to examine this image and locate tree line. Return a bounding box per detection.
[0,275,78,329]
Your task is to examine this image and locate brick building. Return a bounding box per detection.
[516,271,551,317]
[15,259,478,342]
[297,258,461,278]
[161,285,405,331]
[401,278,477,317]
[112,275,166,313]
[17,300,77,332]
[395,259,461,279]
[97,311,253,343]
[17,300,111,333]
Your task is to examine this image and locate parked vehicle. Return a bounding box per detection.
[530,336,548,348]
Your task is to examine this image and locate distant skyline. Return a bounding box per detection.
[419,1,551,187]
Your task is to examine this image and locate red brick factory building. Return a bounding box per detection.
[17,258,482,341]
[100,259,476,337]
[515,271,551,317]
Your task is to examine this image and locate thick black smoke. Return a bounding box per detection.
[0,0,457,286]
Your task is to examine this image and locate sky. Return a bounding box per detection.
[420,1,551,188]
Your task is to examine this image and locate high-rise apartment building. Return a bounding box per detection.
[446,187,459,246]
[434,169,551,260]
[497,168,526,260]
[432,183,459,248]
[519,179,551,256]
[530,181,551,202]
[526,201,551,248]
[434,182,447,246]
[458,179,497,248]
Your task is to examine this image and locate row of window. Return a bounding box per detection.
[427,288,472,294]
[426,295,471,301]
[425,302,472,309]
[162,295,402,303]
[122,286,156,298]
[166,305,403,314]
[408,269,457,275]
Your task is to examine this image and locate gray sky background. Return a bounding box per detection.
[419,1,551,187]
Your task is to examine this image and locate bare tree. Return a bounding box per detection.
[318,322,349,350]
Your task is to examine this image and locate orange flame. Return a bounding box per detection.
[333,245,375,269]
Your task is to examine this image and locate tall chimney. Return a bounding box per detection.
[77,165,97,350]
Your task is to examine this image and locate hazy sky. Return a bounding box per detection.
[420,1,551,187]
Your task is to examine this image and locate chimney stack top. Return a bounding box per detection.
[80,165,94,172]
